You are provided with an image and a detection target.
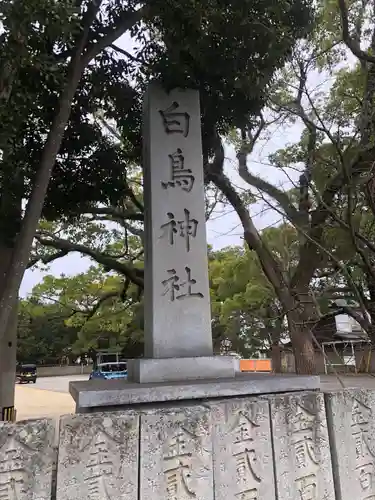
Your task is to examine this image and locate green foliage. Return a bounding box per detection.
[209,226,300,355]
[17,300,78,364]
[0,1,141,246]
[25,265,144,358]
[23,224,302,360]
[0,0,315,252]
[324,65,365,129]
[142,0,314,133]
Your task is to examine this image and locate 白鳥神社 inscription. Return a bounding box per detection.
[126,84,236,383]
[141,86,213,360]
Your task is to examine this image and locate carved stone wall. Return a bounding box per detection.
[5,389,375,499]
[270,392,335,500]
[141,407,213,500]
[210,398,275,500]
[325,390,375,500]
[0,419,55,500]
[57,413,139,500]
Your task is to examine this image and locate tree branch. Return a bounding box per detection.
[83,289,121,320]
[205,133,292,306]
[336,304,372,334]
[122,222,144,241]
[262,192,371,323]
[291,145,374,287]
[35,234,144,288]
[110,44,144,64]
[338,0,375,63]
[234,116,300,223]
[27,249,69,269]
[239,167,300,223]
[83,6,147,64]
[78,206,143,221]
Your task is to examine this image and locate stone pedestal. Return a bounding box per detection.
[127,356,235,383]
[10,388,375,500]
[70,374,320,413]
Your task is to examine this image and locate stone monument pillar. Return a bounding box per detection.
[127,84,235,383]
[69,84,319,413]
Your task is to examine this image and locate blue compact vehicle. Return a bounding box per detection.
[89,361,128,380]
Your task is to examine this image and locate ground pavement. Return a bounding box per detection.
[15,375,86,421]
[15,386,75,421]
[13,373,375,421]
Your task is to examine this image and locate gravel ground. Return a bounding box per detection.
[320,373,375,391]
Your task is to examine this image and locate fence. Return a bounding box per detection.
[239,358,272,372]
[1,388,373,499]
[35,365,92,377]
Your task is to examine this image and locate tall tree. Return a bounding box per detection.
[199,0,375,373]
[0,0,147,414]
[1,0,314,414]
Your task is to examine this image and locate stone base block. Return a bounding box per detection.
[70,373,320,413]
[127,356,236,383]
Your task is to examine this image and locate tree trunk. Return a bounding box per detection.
[269,320,283,373]
[208,154,319,374]
[366,275,375,343]
[0,50,87,342]
[287,307,317,375]
[291,327,316,374]
[270,287,318,374]
[271,344,282,373]
[287,283,321,374]
[0,246,18,420]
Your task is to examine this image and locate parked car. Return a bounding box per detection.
[16,364,37,384]
[89,362,128,380]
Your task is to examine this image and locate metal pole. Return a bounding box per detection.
[323,343,327,374]
[352,341,357,374]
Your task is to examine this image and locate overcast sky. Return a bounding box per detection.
[20,31,310,297]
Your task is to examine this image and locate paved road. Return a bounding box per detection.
[15,375,88,421]
[15,386,75,421]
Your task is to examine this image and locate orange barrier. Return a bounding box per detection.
[240,359,271,372]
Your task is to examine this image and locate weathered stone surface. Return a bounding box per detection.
[140,406,213,500]
[56,412,139,500]
[325,389,375,500]
[270,392,335,500]
[142,84,212,361]
[211,398,275,500]
[70,373,320,412]
[0,418,55,500]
